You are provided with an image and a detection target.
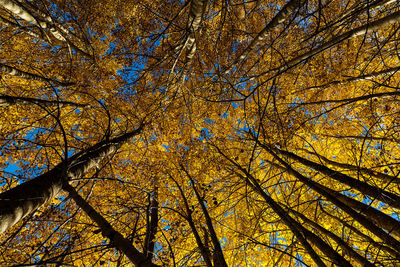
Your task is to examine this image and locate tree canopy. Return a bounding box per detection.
[1,0,400,266]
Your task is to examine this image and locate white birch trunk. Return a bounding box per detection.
[0,63,72,86]
[0,95,87,108]
[0,126,143,234]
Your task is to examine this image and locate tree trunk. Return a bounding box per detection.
[266,10,400,77]
[0,0,42,27]
[287,206,374,266]
[273,147,400,209]
[63,183,157,267]
[232,170,350,267]
[184,0,208,66]
[0,94,87,108]
[182,166,228,267]
[307,65,400,90]
[263,147,400,253]
[169,174,213,267]
[225,0,307,74]
[216,146,351,266]
[144,187,159,261]
[300,149,400,185]
[0,63,73,86]
[0,125,143,234]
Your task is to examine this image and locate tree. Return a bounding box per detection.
[1,0,400,265]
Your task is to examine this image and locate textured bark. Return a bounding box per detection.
[0,126,143,234]
[0,0,64,41]
[0,63,73,86]
[273,147,400,209]
[184,0,208,66]
[144,188,158,261]
[0,167,64,234]
[0,95,87,108]
[0,0,42,27]
[0,0,92,58]
[63,183,157,267]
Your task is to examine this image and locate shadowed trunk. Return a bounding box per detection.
[63,183,158,266]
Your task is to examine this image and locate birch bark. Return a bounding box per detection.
[0,126,143,234]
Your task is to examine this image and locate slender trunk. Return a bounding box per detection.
[307,65,400,90]
[0,126,143,234]
[1,0,63,40]
[0,94,87,108]
[301,149,400,185]
[273,147,400,209]
[263,146,400,253]
[225,0,307,74]
[144,188,158,261]
[169,174,213,267]
[0,0,42,27]
[303,0,396,45]
[264,10,400,77]
[287,206,375,266]
[215,146,350,266]
[0,63,73,86]
[63,183,157,267]
[0,0,92,58]
[184,0,208,66]
[182,166,228,267]
[319,204,400,259]
[298,90,400,106]
[232,169,349,267]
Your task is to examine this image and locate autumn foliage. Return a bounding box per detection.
[1,0,400,266]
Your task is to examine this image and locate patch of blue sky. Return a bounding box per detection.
[295,253,306,267]
[219,237,228,248]
[231,40,242,55]
[0,163,21,187]
[231,102,240,108]
[343,190,357,198]
[249,127,259,138]
[290,97,304,107]
[221,112,229,118]
[161,218,171,231]
[178,143,190,150]
[390,212,400,220]
[200,128,212,142]
[269,232,287,248]
[204,118,214,125]
[105,42,117,55]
